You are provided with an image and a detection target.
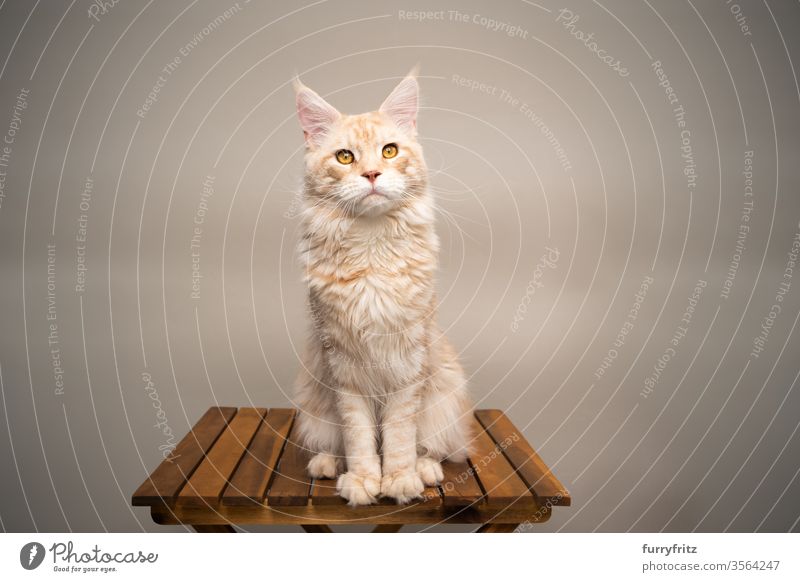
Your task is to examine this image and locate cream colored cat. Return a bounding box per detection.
[292,71,472,506]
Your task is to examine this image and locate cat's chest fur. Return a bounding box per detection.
[301,213,437,361]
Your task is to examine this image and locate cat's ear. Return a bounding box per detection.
[379,69,419,134]
[294,77,340,148]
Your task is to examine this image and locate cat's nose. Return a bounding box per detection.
[361,170,382,183]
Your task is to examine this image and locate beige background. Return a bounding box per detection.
[1,0,799,532]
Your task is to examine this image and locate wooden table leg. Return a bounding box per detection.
[476,523,519,533]
[371,524,403,533]
[192,524,236,533]
[301,524,334,533]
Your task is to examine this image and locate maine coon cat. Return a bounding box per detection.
[292,71,472,506]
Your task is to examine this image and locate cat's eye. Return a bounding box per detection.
[382,143,398,159]
[335,149,354,164]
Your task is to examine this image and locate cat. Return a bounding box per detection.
[292,70,472,506]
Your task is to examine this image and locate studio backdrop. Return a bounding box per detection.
[0,0,799,532]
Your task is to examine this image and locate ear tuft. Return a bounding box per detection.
[379,70,419,134]
[294,77,341,147]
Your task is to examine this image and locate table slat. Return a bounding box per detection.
[222,408,295,506]
[475,409,571,506]
[132,406,236,506]
[420,486,442,505]
[310,477,341,505]
[177,408,266,506]
[468,416,533,506]
[267,421,312,506]
[440,460,483,506]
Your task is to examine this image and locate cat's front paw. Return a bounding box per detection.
[380,469,424,504]
[336,472,381,506]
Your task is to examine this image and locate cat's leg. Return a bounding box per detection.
[380,385,425,503]
[415,336,473,485]
[416,387,465,487]
[416,385,472,464]
[335,390,382,506]
[295,342,344,479]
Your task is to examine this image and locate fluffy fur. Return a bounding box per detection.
[293,71,472,506]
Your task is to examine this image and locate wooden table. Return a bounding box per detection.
[132,407,570,532]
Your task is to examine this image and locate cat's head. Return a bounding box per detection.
[294,71,427,218]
